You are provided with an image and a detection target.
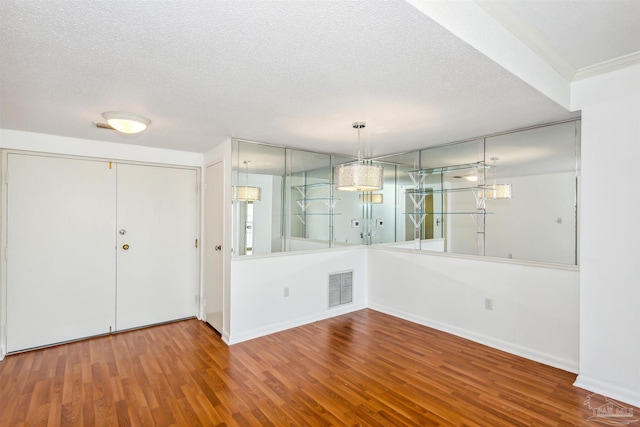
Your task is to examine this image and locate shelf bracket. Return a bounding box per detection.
[408,214,426,229]
[407,192,426,210]
[407,171,426,188]
[296,200,312,210]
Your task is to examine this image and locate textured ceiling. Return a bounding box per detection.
[0,1,632,158]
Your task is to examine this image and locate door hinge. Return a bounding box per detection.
[195,239,198,248]
[109,326,112,334]
[109,161,112,169]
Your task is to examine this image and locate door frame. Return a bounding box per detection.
[0,149,201,359]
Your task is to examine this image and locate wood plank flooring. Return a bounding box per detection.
[0,309,635,426]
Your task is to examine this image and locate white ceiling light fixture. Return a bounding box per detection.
[100,111,151,134]
[233,160,261,202]
[335,122,383,192]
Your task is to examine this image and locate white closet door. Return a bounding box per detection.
[116,164,198,330]
[6,154,116,352]
[203,161,224,332]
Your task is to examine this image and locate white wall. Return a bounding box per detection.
[368,246,579,372]
[228,247,367,344]
[571,63,640,406]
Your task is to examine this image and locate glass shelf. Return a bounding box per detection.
[405,186,493,195]
[293,182,332,192]
[295,212,341,225]
[295,197,340,202]
[296,213,341,215]
[403,212,493,215]
[293,182,332,198]
[407,161,487,176]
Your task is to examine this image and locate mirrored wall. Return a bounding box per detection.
[232,119,580,265]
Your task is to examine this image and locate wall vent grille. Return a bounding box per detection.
[328,271,353,308]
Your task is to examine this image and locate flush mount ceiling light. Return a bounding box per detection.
[233,160,261,202]
[335,122,383,192]
[99,111,151,134]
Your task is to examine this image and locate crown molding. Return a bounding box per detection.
[474,0,576,82]
[573,51,640,81]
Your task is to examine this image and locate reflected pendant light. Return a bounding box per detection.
[233,160,261,202]
[101,111,151,134]
[359,193,384,204]
[486,157,512,200]
[335,122,383,192]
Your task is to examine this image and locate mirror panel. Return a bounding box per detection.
[286,149,332,251]
[232,119,580,265]
[232,140,285,256]
[484,120,579,264]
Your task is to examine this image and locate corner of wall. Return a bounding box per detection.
[574,375,640,408]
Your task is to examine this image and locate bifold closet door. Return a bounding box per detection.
[115,164,198,331]
[6,154,116,352]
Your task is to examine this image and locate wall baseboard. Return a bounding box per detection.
[574,375,640,408]
[369,303,579,374]
[227,303,367,345]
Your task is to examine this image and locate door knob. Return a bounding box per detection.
[123,244,130,250]
[215,245,222,251]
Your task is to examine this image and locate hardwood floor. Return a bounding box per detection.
[0,309,635,426]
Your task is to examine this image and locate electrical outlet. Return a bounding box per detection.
[284,287,290,298]
[485,298,493,311]
[351,219,360,228]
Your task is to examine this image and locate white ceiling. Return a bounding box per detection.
[1,1,638,158]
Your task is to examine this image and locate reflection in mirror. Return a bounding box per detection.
[425,139,484,256]
[367,152,419,247]
[232,119,580,265]
[484,120,579,264]
[286,149,332,251]
[331,155,364,247]
[232,140,285,257]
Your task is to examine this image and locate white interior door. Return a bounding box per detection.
[203,162,224,332]
[6,154,116,352]
[116,164,198,330]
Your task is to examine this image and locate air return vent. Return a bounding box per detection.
[328,271,353,308]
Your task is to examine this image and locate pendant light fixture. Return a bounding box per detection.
[335,122,383,192]
[233,160,261,202]
[484,157,512,200]
[359,193,383,204]
[100,111,151,134]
